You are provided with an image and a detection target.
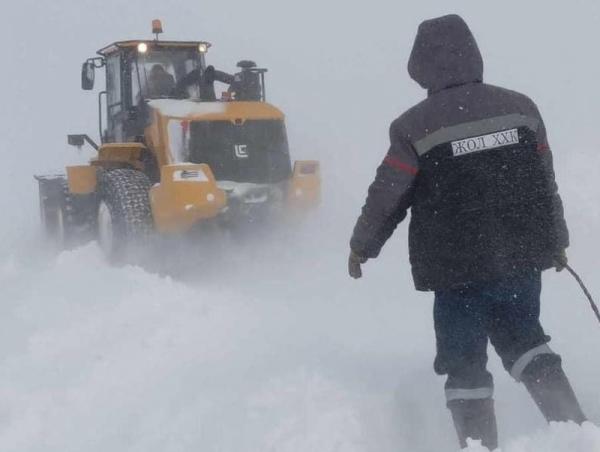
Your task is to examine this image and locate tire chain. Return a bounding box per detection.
[99,169,153,243]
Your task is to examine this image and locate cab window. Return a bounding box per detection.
[105,53,124,141]
[106,54,122,110]
[131,47,200,100]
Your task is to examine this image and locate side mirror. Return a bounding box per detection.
[68,134,85,147]
[81,61,95,90]
[67,134,99,150]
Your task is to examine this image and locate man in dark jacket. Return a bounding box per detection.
[349,14,586,450]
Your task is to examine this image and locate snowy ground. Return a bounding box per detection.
[0,158,599,452]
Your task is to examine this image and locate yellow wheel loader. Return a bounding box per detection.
[35,21,320,262]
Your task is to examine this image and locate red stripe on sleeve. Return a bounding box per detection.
[383,155,418,175]
[537,143,550,154]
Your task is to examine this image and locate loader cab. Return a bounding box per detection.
[86,41,210,143]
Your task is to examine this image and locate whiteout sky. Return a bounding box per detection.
[0,1,600,451]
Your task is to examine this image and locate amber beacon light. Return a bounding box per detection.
[152,19,163,39]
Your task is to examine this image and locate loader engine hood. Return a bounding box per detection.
[149,99,293,184]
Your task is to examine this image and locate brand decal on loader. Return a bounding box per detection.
[452,128,520,157]
[173,169,209,182]
[234,144,249,159]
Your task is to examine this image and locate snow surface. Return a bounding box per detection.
[3,1,600,451]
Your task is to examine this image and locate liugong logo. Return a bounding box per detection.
[234,144,249,159]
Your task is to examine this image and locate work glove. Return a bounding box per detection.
[348,250,368,279]
[554,249,568,272]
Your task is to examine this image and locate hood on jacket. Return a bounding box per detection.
[408,14,483,93]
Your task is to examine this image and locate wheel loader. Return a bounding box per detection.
[35,20,320,262]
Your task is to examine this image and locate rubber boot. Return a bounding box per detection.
[447,398,498,450]
[521,354,586,424]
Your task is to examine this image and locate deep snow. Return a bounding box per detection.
[0,195,598,451]
[2,0,600,451]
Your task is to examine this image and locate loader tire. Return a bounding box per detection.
[97,169,153,263]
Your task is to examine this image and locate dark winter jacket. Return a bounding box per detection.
[350,14,569,291]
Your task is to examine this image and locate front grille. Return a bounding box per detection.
[189,120,292,184]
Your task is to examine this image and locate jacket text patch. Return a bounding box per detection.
[452,128,520,157]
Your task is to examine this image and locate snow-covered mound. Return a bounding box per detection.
[0,243,395,452]
[0,223,598,452]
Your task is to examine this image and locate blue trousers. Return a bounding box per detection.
[434,271,556,402]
